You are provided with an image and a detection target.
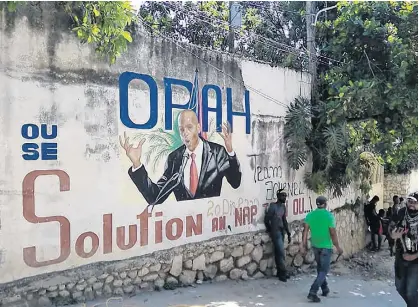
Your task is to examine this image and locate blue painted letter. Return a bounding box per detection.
[22,143,39,160]
[202,85,223,133]
[22,124,39,140]
[227,88,251,134]
[119,72,158,129]
[164,78,193,130]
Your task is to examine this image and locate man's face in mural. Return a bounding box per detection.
[179,110,201,152]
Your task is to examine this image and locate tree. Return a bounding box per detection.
[1,1,137,64]
[285,1,418,196]
[138,1,308,70]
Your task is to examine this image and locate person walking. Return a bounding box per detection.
[390,192,418,307]
[264,188,291,282]
[300,196,343,303]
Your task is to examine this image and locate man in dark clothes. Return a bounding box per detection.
[365,196,382,251]
[392,195,401,216]
[264,188,291,282]
[390,192,418,307]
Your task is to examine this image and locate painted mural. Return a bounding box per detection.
[0,65,357,284]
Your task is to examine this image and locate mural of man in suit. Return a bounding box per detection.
[119,110,242,206]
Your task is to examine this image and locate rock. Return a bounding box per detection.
[66,283,75,290]
[72,291,83,300]
[38,289,46,296]
[47,291,58,298]
[133,277,142,285]
[92,282,103,291]
[105,276,114,284]
[87,277,97,285]
[241,271,249,280]
[263,242,273,254]
[236,255,251,267]
[170,255,183,277]
[288,244,300,256]
[114,288,124,296]
[98,273,109,280]
[254,237,262,245]
[166,276,178,285]
[113,279,123,287]
[224,247,232,258]
[209,251,224,263]
[304,250,315,264]
[251,246,263,263]
[179,270,196,285]
[197,271,204,281]
[154,278,165,289]
[285,255,294,267]
[58,284,65,291]
[204,264,218,279]
[149,263,162,272]
[193,254,206,271]
[246,262,258,275]
[143,273,159,282]
[231,246,244,257]
[293,254,304,267]
[38,297,52,307]
[253,272,265,279]
[229,269,243,280]
[138,267,150,277]
[260,259,268,272]
[219,257,234,273]
[47,286,57,292]
[243,243,254,255]
[59,290,70,298]
[103,285,112,296]
[123,285,134,294]
[123,278,132,286]
[267,257,274,268]
[140,282,150,289]
[84,286,94,301]
[75,284,86,291]
[95,291,103,298]
[119,272,127,279]
[261,234,271,243]
[128,270,138,279]
[214,275,228,282]
[184,260,193,269]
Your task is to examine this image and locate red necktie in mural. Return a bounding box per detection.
[190,153,198,196]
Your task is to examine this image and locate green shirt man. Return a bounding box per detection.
[305,207,335,249]
[300,196,343,303]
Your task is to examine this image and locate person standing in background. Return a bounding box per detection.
[264,188,292,282]
[390,192,418,307]
[300,196,343,303]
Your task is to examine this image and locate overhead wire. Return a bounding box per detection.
[160,2,337,66]
[138,15,293,109]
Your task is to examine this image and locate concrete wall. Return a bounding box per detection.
[0,4,368,304]
[383,169,418,208]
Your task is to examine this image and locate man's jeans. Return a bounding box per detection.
[309,247,333,295]
[395,261,418,307]
[272,231,286,276]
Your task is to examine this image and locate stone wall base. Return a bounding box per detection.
[0,204,366,307]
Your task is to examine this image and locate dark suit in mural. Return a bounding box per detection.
[129,139,241,204]
[120,110,241,206]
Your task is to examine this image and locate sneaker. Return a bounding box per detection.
[307,293,321,302]
[321,288,330,297]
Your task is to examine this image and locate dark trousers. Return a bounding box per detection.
[272,231,286,276]
[309,247,332,295]
[395,261,418,307]
[371,231,382,249]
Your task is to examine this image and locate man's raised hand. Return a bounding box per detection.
[219,122,233,153]
[119,132,145,168]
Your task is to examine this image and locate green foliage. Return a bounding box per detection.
[65,2,137,64]
[285,1,417,196]
[1,1,137,64]
[284,96,312,169]
[138,1,307,70]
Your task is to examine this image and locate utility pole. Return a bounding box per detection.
[228,1,235,53]
[306,1,317,99]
